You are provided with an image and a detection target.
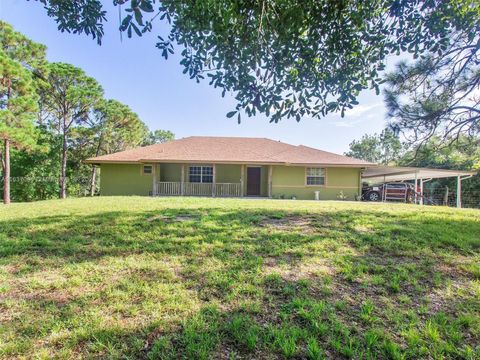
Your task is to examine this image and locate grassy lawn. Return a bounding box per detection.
[0,197,479,359]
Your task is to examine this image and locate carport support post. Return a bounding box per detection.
[420,179,424,205]
[414,172,418,204]
[456,175,461,208]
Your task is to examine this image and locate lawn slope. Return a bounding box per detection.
[0,197,479,359]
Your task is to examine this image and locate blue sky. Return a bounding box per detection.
[1,0,399,154]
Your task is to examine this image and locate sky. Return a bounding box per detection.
[1,0,399,154]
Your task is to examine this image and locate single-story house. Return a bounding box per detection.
[85,136,375,200]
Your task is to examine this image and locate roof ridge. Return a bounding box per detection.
[186,135,268,140]
[298,144,367,160]
[214,137,282,162]
[86,142,167,160]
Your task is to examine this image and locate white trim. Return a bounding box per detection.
[188,165,214,183]
[305,167,326,187]
[141,164,153,175]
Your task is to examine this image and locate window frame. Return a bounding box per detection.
[142,165,153,175]
[189,165,213,183]
[305,167,326,186]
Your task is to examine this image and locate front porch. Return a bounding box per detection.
[150,163,272,198]
[154,181,243,197]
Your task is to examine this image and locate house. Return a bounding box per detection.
[85,136,375,200]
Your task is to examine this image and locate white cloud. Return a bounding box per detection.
[335,103,383,118]
[330,102,384,127]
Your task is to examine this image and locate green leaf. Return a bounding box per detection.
[134,8,144,26]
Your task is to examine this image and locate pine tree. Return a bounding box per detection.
[0,22,46,204]
[87,99,149,195]
[38,62,103,199]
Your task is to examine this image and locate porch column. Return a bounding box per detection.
[152,163,156,196]
[268,165,273,198]
[456,175,461,208]
[212,164,216,197]
[181,164,185,196]
[240,165,245,197]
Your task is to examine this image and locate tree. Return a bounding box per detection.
[144,129,174,145]
[87,99,149,195]
[0,21,46,204]
[32,0,106,44]
[385,1,480,145]
[398,135,480,206]
[0,53,38,204]
[32,1,475,124]
[9,125,59,201]
[38,62,103,199]
[399,135,480,170]
[345,128,402,165]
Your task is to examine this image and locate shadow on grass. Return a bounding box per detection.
[1,207,478,260]
[0,206,479,358]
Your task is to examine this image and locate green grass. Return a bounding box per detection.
[0,197,479,359]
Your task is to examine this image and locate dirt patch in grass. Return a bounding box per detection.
[259,216,316,232]
[262,256,335,281]
[147,214,199,222]
[147,214,171,222]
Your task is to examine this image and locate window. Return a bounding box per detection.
[189,166,213,183]
[306,167,325,185]
[143,165,153,174]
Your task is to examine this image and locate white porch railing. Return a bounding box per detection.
[215,183,242,197]
[184,182,213,196]
[154,182,242,197]
[155,181,181,196]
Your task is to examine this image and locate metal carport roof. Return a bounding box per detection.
[362,166,476,208]
[362,166,476,183]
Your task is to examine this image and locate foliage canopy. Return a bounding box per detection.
[345,128,402,165]
[31,0,480,129]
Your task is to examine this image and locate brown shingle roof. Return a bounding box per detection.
[85,136,375,166]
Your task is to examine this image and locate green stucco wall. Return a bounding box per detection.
[159,163,182,182]
[100,164,153,196]
[260,166,268,197]
[216,164,241,183]
[271,166,361,200]
[159,164,242,183]
[100,163,362,200]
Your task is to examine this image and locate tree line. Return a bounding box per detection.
[0,21,173,204]
[345,129,480,198]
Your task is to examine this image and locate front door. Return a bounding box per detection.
[247,167,261,196]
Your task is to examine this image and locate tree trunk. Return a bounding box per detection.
[3,139,10,205]
[89,133,103,197]
[3,83,11,205]
[59,129,68,199]
[89,166,97,196]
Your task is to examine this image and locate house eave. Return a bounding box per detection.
[85,158,376,168]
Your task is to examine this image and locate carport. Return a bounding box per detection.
[362,166,476,208]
